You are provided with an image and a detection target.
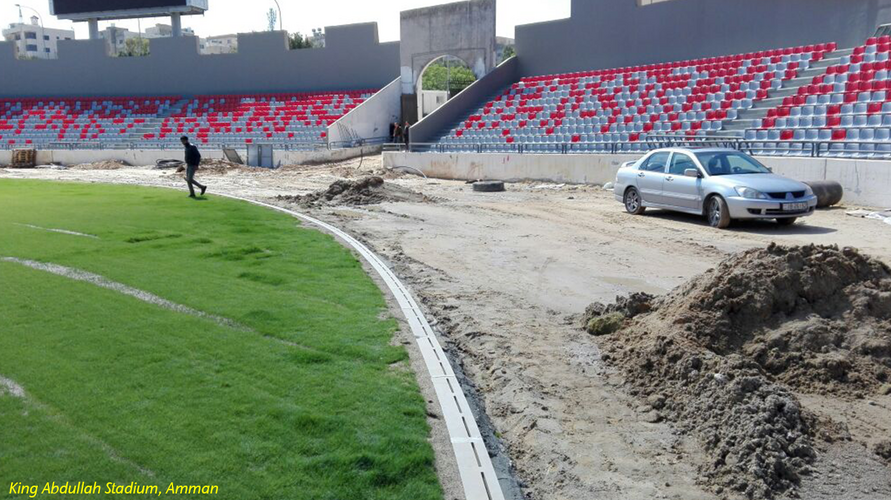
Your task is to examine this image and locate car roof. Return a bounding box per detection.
[647,147,738,154]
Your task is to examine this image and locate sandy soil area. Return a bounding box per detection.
[3,157,889,500]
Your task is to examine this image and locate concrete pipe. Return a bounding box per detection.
[804,181,844,208]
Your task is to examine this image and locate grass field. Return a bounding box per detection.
[0,180,442,500]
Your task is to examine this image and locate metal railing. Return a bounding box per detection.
[386,135,891,159]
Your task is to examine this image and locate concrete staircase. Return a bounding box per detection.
[714,48,855,137]
[121,97,191,144]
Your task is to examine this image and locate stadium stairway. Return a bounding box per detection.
[717,48,855,136]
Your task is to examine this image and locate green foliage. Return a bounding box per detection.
[289,32,313,50]
[0,180,443,500]
[119,37,150,57]
[421,61,477,93]
[500,45,516,63]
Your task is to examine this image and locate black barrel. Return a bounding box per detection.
[804,181,844,208]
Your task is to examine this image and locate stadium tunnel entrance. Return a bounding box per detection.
[417,55,478,120]
[399,0,496,123]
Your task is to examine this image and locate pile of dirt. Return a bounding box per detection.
[169,158,259,175]
[582,244,891,498]
[70,160,130,170]
[275,176,432,208]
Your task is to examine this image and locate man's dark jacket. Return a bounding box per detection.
[185,144,201,167]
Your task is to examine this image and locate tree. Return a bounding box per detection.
[119,37,149,57]
[289,32,313,50]
[267,8,277,32]
[500,45,516,63]
[422,61,476,94]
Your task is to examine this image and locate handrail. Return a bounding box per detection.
[385,138,891,159]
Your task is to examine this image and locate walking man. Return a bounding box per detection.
[181,136,206,198]
[403,121,411,148]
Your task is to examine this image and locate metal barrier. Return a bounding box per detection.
[387,136,891,160]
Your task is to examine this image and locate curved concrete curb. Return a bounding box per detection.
[221,195,506,500]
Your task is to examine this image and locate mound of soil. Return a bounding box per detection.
[70,160,130,170]
[275,177,432,208]
[583,244,891,498]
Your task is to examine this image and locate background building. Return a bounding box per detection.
[2,16,73,59]
[203,33,237,54]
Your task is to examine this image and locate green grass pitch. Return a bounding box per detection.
[0,180,443,500]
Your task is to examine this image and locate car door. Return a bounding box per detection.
[663,152,703,210]
[636,152,670,204]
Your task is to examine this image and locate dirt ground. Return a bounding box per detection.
[3,157,890,500]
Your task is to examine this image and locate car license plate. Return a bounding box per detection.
[782,202,808,212]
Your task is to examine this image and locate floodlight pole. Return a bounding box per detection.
[272,0,283,31]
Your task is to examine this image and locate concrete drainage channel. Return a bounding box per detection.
[221,195,522,500]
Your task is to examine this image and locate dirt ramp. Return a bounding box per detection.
[583,244,891,499]
[276,177,433,208]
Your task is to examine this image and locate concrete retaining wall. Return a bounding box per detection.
[515,0,891,78]
[328,78,402,145]
[383,152,891,208]
[1,146,380,169]
[0,23,399,98]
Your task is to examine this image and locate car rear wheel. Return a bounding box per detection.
[624,188,646,215]
[706,196,732,229]
[776,217,798,226]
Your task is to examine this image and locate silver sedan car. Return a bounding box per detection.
[614,148,818,228]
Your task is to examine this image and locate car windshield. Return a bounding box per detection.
[695,151,771,176]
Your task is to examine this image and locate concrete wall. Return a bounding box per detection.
[409,56,519,144]
[0,145,381,169]
[515,0,891,77]
[0,23,399,98]
[383,152,891,208]
[328,78,402,145]
[400,0,497,94]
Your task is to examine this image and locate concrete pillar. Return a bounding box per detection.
[171,13,182,37]
[88,19,99,40]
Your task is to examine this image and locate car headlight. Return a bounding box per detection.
[734,187,769,199]
[804,185,814,197]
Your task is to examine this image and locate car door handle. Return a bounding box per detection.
[638,172,645,178]
[665,176,674,182]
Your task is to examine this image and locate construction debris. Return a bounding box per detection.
[847,209,891,226]
[275,177,433,208]
[583,244,891,498]
[70,160,130,170]
[11,149,36,168]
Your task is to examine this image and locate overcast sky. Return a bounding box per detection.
[2,0,571,41]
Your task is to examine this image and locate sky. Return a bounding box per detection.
[1,0,571,41]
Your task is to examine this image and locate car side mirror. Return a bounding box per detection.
[684,168,702,178]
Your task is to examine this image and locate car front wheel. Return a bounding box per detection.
[624,188,646,215]
[706,196,732,229]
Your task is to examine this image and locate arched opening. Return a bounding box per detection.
[416,55,477,119]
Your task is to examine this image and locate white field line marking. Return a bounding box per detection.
[0,257,244,331]
[0,375,26,398]
[14,223,99,239]
[0,373,156,477]
[220,194,506,500]
[1,257,327,354]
